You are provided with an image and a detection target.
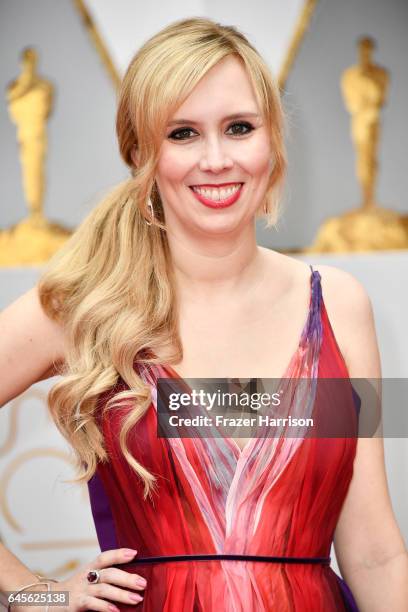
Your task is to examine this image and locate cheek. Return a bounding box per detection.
[239,144,272,179]
[156,146,191,186]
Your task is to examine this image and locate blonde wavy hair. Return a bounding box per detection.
[37,17,287,499]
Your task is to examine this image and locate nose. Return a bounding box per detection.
[199,136,233,173]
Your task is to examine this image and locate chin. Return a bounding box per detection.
[190,215,244,236]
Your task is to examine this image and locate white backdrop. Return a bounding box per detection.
[85,0,306,79]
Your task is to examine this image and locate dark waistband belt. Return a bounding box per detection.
[119,554,331,566]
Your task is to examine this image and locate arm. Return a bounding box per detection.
[0,542,49,599]
[0,284,66,587]
[317,265,408,611]
[0,287,66,597]
[0,285,66,409]
[0,290,147,610]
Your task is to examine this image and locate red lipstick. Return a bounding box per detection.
[189,183,243,209]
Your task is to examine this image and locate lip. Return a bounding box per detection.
[190,182,243,188]
[189,183,244,209]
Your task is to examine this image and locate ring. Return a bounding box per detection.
[86,570,101,584]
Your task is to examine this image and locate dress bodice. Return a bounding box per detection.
[87,266,360,611]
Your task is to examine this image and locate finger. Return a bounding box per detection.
[90,583,144,606]
[91,548,138,570]
[80,594,121,612]
[99,567,147,591]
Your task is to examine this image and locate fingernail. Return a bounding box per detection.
[108,606,120,612]
[136,577,147,587]
[130,594,143,602]
[124,549,137,558]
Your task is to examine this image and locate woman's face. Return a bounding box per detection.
[154,55,273,236]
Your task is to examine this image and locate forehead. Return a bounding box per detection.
[169,56,260,121]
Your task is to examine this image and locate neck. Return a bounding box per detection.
[167,225,266,301]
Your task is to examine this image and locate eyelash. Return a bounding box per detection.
[168,121,255,141]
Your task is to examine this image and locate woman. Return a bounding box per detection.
[1,17,407,612]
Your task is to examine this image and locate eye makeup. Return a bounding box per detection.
[168,121,255,141]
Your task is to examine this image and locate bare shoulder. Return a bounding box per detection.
[268,253,381,379]
[311,263,371,306]
[312,263,381,378]
[0,285,67,408]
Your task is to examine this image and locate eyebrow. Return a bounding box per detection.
[167,112,261,126]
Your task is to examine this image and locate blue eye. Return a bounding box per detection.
[168,122,255,141]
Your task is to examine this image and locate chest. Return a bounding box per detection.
[161,308,311,452]
[171,300,309,380]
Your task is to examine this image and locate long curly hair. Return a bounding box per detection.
[37,17,287,499]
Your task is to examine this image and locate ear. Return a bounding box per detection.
[130,145,139,167]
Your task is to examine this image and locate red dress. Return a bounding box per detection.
[88,266,360,611]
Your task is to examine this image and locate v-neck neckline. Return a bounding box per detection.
[159,265,319,457]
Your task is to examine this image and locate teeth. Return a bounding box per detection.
[192,183,241,201]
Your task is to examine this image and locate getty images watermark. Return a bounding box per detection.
[153,376,408,439]
[165,386,314,430]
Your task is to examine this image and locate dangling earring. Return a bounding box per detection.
[145,198,154,226]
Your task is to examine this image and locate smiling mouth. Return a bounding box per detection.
[189,183,243,202]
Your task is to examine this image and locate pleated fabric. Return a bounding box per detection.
[88,266,360,611]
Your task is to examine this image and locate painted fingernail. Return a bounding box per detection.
[129,594,143,602]
[124,549,137,558]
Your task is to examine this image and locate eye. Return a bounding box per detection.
[168,128,196,140]
[226,122,255,136]
[167,121,255,141]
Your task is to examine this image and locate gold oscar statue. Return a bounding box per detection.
[343,36,388,210]
[306,36,408,253]
[1,47,71,267]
